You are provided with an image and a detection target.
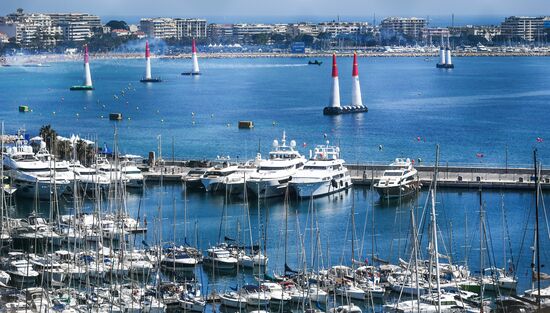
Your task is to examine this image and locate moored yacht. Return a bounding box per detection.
[200,161,240,192]
[3,138,69,200]
[91,156,128,184]
[289,142,351,198]
[373,158,420,199]
[161,244,201,271]
[246,132,306,198]
[120,157,144,188]
[182,168,207,190]
[70,162,111,192]
[203,244,238,270]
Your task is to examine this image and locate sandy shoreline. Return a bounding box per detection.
[2,50,549,65]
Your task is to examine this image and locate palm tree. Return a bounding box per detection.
[39,124,57,152]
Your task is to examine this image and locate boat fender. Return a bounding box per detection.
[331,179,337,188]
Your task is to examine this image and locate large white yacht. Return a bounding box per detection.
[34,145,76,193]
[91,156,128,184]
[120,158,144,188]
[202,156,261,194]
[289,143,351,198]
[70,162,111,192]
[373,158,420,199]
[246,132,306,198]
[200,161,240,192]
[3,138,69,200]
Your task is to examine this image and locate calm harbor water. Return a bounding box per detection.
[11,184,550,302]
[2,55,550,310]
[1,56,549,165]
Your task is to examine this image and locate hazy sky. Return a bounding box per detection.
[0,0,547,20]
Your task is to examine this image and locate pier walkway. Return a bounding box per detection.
[139,160,550,190]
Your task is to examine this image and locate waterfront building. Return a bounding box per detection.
[272,23,289,35]
[317,21,369,38]
[175,18,207,38]
[207,23,235,40]
[48,13,101,42]
[140,18,177,39]
[232,23,274,41]
[501,16,549,42]
[288,22,321,37]
[380,17,427,39]
[0,13,62,48]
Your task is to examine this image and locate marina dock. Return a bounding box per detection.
[140,160,550,190]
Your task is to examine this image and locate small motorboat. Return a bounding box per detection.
[308,60,323,66]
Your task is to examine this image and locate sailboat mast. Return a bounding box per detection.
[351,190,355,266]
[534,149,541,310]
[410,206,421,312]
[431,144,441,313]
[479,189,485,313]
[284,188,288,273]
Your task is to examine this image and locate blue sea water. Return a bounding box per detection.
[1,56,549,166]
[2,56,550,309]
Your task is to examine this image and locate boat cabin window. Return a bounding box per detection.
[383,172,402,177]
[20,168,51,172]
[13,154,36,161]
[259,165,293,171]
[304,165,328,170]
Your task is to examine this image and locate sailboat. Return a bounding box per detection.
[503,150,550,311]
[385,146,480,313]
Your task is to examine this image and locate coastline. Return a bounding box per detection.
[2,50,549,65]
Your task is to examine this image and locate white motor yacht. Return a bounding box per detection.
[182,168,207,190]
[120,158,144,188]
[200,161,240,192]
[91,156,128,185]
[384,291,477,313]
[219,290,247,309]
[246,132,306,198]
[330,304,363,313]
[481,267,518,291]
[290,142,352,198]
[374,158,420,199]
[29,254,67,287]
[70,162,110,192]
[3,138,69,200]
[3,252,39,287]
[244,285,271,307]
[35,146,75,192]
[223,157,261,195]
[238,250,269,268]
[161,245,200,271]
[203,245,238,270]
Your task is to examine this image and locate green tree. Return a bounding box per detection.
[251,33,270,45]
[106,20,129,31]
[39,125,57,153]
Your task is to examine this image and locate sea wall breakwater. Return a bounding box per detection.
[2,49,550,66]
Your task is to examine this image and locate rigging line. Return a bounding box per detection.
[500,193,516,275]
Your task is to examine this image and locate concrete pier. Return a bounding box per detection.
[347,163,550,190]
[139,160,550,190]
